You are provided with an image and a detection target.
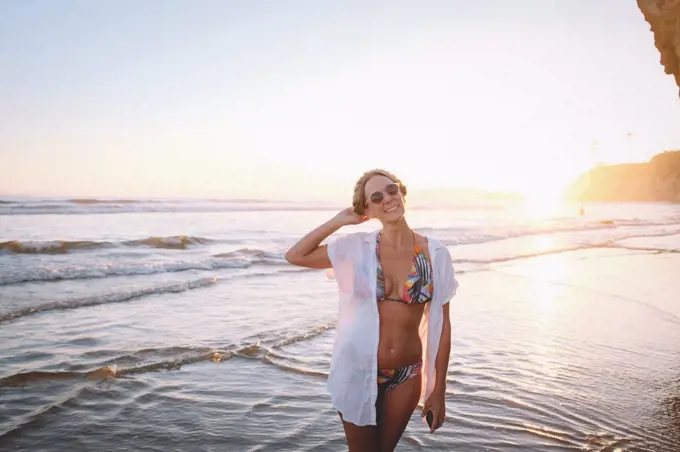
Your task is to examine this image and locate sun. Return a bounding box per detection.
[521,181,570,219]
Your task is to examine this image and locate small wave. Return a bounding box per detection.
[415,226,608,246]
[0,235,214,254]
[206,198,288,204]
[0,323,336,387]
[0,201,342,215]
[418,220,680,247]
[67,198,153,205]
[272,322,335,348]
[213,248,285,263]
[0,276,219,322]
[125,235,213,249]
[0,240,107,254]
[118,324,334,377]
[118,351,233,375]
[5,203,74,211]
[0,256,247,285]
[0,366,119,387]
[454,244,603,265]
[262,355,329,378]
[608,231,680,253]
[452,229,680,266]
[611,245,680,254]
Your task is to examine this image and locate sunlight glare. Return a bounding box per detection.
[523,191,564,220]
[528,236,569,313]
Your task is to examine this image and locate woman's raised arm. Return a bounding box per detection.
[284,207,367,269]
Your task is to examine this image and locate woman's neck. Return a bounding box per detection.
[379,218,412,249]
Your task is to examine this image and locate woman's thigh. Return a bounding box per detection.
[339,412,380,452]
[377,375,422,452]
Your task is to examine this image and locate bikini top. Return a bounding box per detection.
[376,232,433,304]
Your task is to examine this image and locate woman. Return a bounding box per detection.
[285,169,458,452]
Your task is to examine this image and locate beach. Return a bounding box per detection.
[1,199,679,451]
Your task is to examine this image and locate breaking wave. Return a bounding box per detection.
[0,235,214,254]
[0,322,336,387]
[0,276,219,322]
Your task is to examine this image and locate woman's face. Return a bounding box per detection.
[363,175,405,223]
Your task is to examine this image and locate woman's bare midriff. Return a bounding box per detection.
[376,300,426,369]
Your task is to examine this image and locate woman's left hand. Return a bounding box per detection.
[422,389,446,433]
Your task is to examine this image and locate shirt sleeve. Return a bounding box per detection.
[326,233,358,293]
[439,247,459,305]
[327,233,352,269]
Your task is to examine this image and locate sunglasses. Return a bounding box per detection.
[369,183,401,205]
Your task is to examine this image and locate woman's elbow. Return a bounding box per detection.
[284,249,302,265]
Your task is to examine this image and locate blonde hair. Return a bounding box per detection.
[352,169,407,215]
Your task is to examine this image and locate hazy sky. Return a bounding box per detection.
[1,0,679,200]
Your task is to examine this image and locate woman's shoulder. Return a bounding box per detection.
[419,234,452,261]
[330,230,372,243]
[416,233,444,251]
[421,234,458,299]
[327,230,376,266]
[327,230,376,253]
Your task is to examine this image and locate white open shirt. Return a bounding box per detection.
[327,230,459,426]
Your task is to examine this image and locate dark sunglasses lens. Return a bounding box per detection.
[370,192,384,204]
[386,183,399,195]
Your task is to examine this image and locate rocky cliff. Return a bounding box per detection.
[565,150,680,202]
[638,0,680,95]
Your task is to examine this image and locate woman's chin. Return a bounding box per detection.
[380,209,405,223]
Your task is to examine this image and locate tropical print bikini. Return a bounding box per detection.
[375,232,433,391]
[377,359,423,392]
[376,232,433,304]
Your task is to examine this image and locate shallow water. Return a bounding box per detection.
[1,199,679,451]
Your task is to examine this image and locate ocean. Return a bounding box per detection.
[1,197,679,451]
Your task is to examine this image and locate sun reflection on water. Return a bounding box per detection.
[523,234,573,383]
[528,235,569,313]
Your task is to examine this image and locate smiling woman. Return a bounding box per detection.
[284,168,458,452]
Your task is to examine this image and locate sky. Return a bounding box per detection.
[1,0,679,201]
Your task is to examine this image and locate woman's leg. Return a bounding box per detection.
[377,374,422,452]
[339,412,380,452]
